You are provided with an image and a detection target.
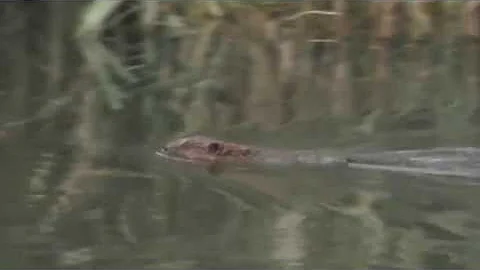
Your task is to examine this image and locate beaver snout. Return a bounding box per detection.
[155,146,171,158]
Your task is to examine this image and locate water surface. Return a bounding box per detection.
[2,129,480,269]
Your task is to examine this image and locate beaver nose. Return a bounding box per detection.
[155,146,170,157]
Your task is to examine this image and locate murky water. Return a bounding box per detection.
[2,129,480,269]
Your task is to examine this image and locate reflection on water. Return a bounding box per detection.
[3,131,480,269]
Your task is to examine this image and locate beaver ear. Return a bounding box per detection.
[207,142,222,154]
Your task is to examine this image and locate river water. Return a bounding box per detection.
[2,128,480,269]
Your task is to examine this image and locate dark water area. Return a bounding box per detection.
[2,129,480,269]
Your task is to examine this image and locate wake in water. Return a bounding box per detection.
[347,147,480,181]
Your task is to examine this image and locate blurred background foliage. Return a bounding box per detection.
[3,1,480,143]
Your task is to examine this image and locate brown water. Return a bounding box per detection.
[2,128,480,269]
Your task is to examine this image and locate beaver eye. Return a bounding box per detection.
[207,142,222,154]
